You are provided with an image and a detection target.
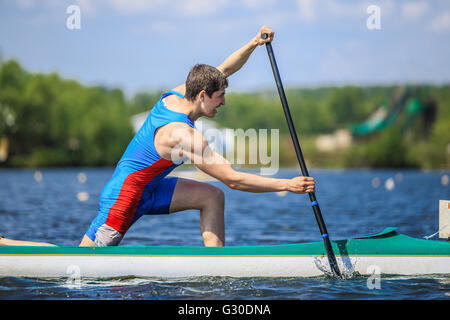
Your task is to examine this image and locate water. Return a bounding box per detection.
[0,168,449,300]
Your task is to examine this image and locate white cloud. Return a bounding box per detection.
[7,0,68,10]
[402,1,429,20]
[75,0,96,17]
[242,0,277,10]
[175,0,228,16]
[15,0,35,9]
[296,0,395,24]
[131,19,178,36]
[109,0,166,14]
[297,0,316,23]
[106,0,229,17]
[429,11,450,32]
[326,0,395,18]
[325,0,366,18]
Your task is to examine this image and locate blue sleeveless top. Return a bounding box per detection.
[116,90,195,176]
[92,90,196,234]
[116,91,195,178]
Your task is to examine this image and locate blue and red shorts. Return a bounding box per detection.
[86,176,178,246]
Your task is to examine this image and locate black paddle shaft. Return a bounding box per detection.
[261,33,341,278]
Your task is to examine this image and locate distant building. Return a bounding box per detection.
[315,129,353,152]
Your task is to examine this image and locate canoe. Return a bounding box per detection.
[0,227,449,278]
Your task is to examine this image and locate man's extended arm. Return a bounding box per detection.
[169,124,315,194]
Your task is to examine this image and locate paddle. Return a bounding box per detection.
[261,33,342,278]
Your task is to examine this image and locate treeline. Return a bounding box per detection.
[0,59,449,169]
[0,59,134,166]
[217,87,449,169]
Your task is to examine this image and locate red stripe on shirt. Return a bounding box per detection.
[105,158,174,233]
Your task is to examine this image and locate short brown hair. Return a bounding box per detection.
[184,64,228,102]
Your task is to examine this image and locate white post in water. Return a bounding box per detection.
[439,200,450,239]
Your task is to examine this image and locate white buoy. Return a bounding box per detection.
[77,172,87,184]
[385,178,395,191]
[441,174,449,187]
[34,170,43,182]
[77,192,89,202]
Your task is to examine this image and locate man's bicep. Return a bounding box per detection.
[170,126,209,164]
[174,127,237,183]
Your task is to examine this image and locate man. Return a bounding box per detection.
[0,26,315,247]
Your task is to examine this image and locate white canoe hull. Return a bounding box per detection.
[1,255,449,279]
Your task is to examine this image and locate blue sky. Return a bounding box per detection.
[1,0,449,96]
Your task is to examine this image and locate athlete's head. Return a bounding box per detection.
[184,64,228,102]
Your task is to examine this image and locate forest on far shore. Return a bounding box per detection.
[1,59,449,170]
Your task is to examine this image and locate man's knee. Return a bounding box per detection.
[203,185,225,209]
[212,186,225,204]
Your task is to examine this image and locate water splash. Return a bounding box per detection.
[313,256,362,279]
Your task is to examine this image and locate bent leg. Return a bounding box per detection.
[79,234,96,246]
[169,178,225,247]
[0,236,57,246]
[0,235,96,247]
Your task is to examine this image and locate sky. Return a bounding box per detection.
[1,0,450,96]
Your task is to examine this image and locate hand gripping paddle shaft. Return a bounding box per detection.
[261,33,342,278]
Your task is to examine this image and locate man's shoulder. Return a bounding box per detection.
[156,121,196,140]
[170,84,186,96]
[161,121,193,131]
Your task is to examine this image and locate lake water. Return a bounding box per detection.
[0,168,449,300]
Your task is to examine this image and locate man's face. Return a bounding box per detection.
[202,88,226,117]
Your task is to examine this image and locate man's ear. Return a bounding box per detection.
[198,90,206,102]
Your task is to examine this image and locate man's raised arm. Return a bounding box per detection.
[216,25,274,78]
[171,25,274,94]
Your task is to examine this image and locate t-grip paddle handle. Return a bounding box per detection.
[260,32,342,278]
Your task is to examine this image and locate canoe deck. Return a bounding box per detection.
[0,228,449,278]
